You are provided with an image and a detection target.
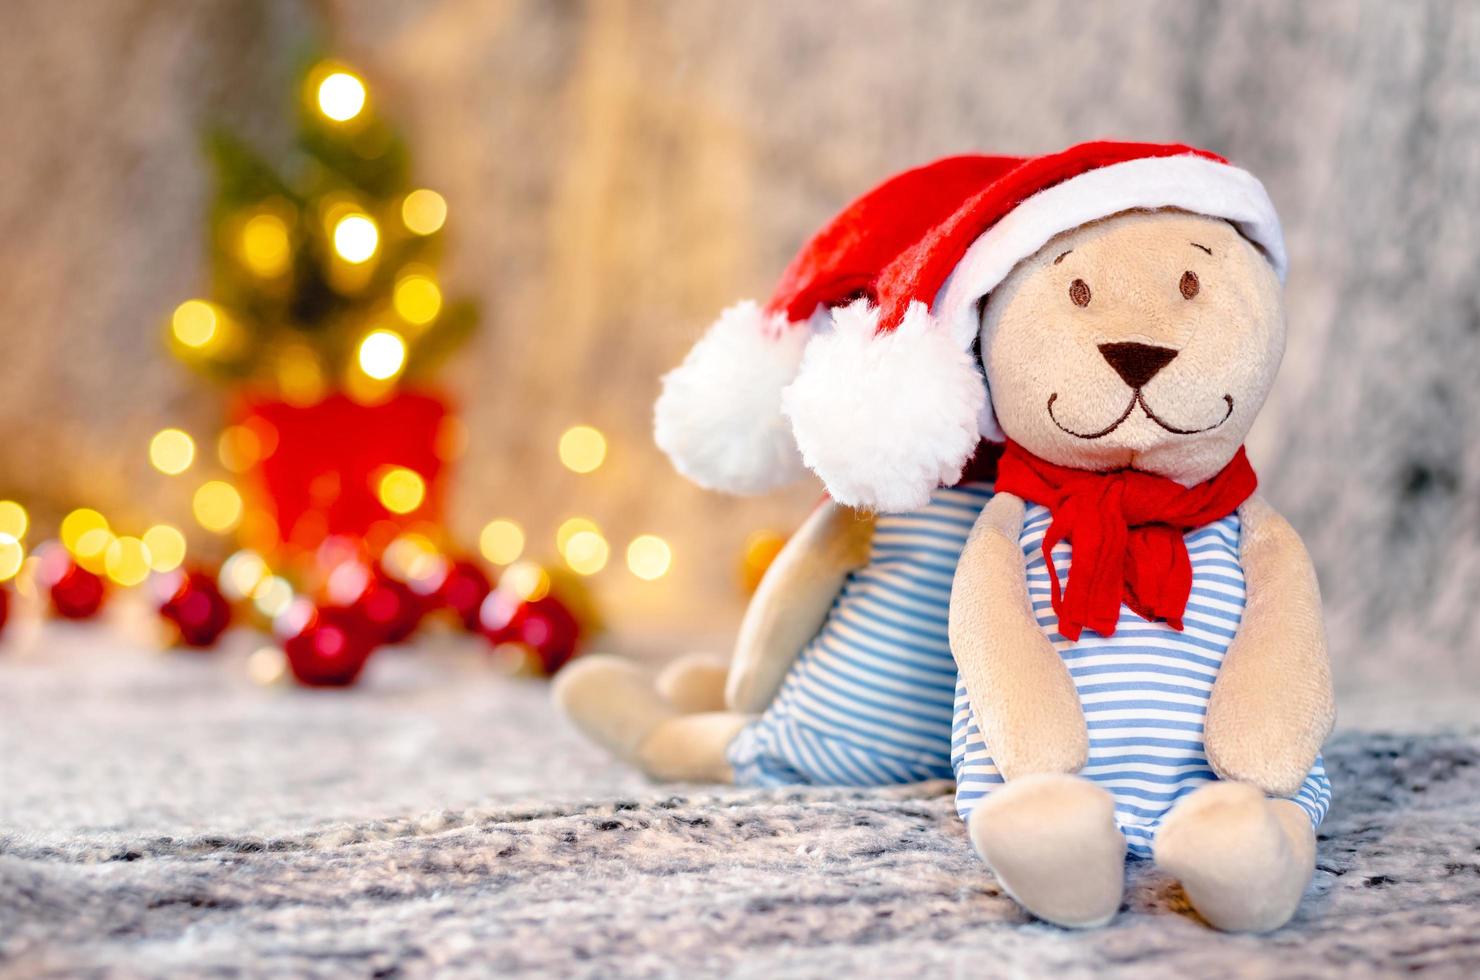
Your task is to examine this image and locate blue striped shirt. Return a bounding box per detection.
[952,502,1332,857]
[729,483,995,787]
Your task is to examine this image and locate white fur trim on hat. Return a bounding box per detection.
[653,300,813,494]
[934,153,1287,350]
[782,300,986,514]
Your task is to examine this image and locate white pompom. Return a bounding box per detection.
[653,300,812,494]
[782,300,986,513]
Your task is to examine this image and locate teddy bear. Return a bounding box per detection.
[554,155,1015,789]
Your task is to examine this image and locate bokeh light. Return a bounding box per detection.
[376,466,426,514]
[625,535,672,581]
[393,274,442,326]
[316,71,367,122]
[220,550,269,600]
[479,519,525,566]
[193,481,243,533]
[0,533,24,582]
[357,329,407,381]
[501,561,550,602]
[171,300,220,349]
[149,428,196,475]
[563,530,609,576]
[382,533,443,585]
[246,645,287,686]
[332,213,379,264]
[60,508,109,553]
[239,212,292,278]
[73,527,115,573]
[555,517,600,554]
[401,189,447,235]
[252,575,295,618]
[557,425,607,474]
[741,529,788,593]
[104,536,153,587]
[0,500,28,540]
[142,524,187,573]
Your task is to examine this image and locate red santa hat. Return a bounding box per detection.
[654,141,1285,512]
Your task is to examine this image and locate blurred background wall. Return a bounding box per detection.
[1,0,1476,688]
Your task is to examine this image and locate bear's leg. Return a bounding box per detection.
[967,772,1126,928]
[1153,781,1316,933]
[554,655,749,783]
[656,652,730,713]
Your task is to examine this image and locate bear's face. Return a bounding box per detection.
[979,210,1285,485]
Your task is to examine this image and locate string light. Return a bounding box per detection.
[60,508,109,552]
[239,212,292,277]
[479,519,525,565]
[558,425,607,474]
[392,274,442,326]
[376,466,426,514]
[220,550,269,600]
[563,530,609,576]
[0,533,23,583]
[0,500,27,540]
[149,428,196,475]
[142,524,187,573]
[104,536,152,587]
[332,213,379,264]
[357,329,407,381]
[171,300,220,349]
[193,481,243,533]
[625,535,672,581]
[316,70,367,122]
[401,189,447,235]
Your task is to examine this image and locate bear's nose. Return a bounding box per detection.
[1098,342,1179,390]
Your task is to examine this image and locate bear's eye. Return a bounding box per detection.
[1068,278,1092,307]
[1180,270,1200,300]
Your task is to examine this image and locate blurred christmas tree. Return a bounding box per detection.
[168,59,476,560]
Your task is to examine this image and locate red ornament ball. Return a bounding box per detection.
[158,570,232,648]
[0,586,9,638]
[437,559,492,632]
[281,604,377,687]
[354,572,423,645]
[479,590,582,675]
[47,560,107,620]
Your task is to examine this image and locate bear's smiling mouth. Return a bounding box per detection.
[1047,391,1234,440]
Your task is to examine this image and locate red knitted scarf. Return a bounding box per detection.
[994,440,1257,640]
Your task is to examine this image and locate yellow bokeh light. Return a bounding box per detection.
[393,274,443,326]
[558,425,607,474]
[0,533,24,582]
[382,533,442,584]
[149,428,196,475]
[218,424,264,473]
[0,500,28,540]
[502,561,550,602]
[625,535,672,581]
[220,550,269,600]
[104,536,153,587]
[376,467,426,515]
[563,530,609,576]
[401,189,447,235]
[142,524,187,573]
[555,516,599,554]
[317,70,367,122]
[171,300,219,349]
[357,329,407,381]
[479,519,525,566]
[193,480,243,534]
[252,575,295,618]
[60,508,109,552]
[239,212,292,277]
[246,645,287,686]
[332,213,379,264]
[73,527,115,573]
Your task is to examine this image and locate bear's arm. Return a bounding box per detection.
[950,492,1089,780]
[724,500,876,714]
[1204,495,1336,797]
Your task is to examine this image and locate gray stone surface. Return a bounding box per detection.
[2,632,1478,978]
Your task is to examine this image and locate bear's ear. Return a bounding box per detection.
[653,301,812,495]
[782,300,987,513]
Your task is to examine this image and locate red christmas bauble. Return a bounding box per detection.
[354,572,423,645]
[281,605,377,687]
[479,590,582,675]
[437,559,492,632]
[48,561,107,620]
[0,586,9,638]
[158,569,232,647]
